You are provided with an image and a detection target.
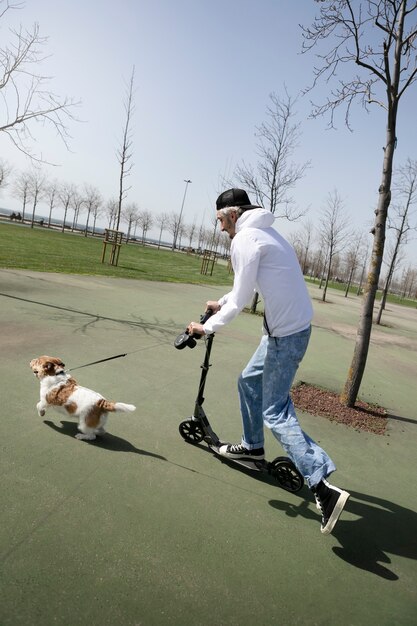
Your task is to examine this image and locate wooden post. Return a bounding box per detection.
[101,229,124,266]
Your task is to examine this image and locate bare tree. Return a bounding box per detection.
[168,212,181,249]
[400,265,417,298]
[28,168,46,228]
[70,189,84,231]
[122,202,138,242]
[44,179,58,227]
[301,1,417,406]
[58,183,75,232]
[115,67,135,231]
[0,2,79,162]
[376,158,417,323]
[83,184,102,236]
[198,225,213,252]
[105,198,118,230]
[344,232,365,297]
[356,244,369,296]
[227,90,310,311]
[196,223,206,251]
[137,209,153,244]
[155,212,169,249]
[293,219,315,275]
[12,169,30,220]
[177,223,186,249]
[0,158,11,189]
[230,90,310,219]
[90,198,103,235]
[186,222,197,249]
[319,191,350,302]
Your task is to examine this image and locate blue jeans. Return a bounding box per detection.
[237,328,336,488]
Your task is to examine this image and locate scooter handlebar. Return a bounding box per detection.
[199,307,214,325]
[174,308,215,350]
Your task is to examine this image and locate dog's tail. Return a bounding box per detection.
[114,402,136,413]
[98,400,136,413]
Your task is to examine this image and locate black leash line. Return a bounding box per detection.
[66,339,171,373]
[66,353,128,373]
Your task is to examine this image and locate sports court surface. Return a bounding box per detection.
[1,268,416,625]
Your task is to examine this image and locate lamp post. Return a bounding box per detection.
[173,179,192,250]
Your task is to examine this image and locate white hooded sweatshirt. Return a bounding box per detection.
[203,208,313,337]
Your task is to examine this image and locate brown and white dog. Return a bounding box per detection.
[30,356,136,440]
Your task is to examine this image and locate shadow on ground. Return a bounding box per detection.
[269,490,417,581]
[43,419,167,460]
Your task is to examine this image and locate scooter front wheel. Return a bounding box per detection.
[269,457,304,493]
[179,419,205,444]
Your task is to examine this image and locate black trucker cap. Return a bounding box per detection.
[216,188,261,211]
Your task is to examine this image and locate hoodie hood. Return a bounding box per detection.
[236,208,275,232]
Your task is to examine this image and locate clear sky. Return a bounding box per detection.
[1,0,417,267]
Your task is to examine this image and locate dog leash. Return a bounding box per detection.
[66,353,128,373]
[65,338,171,373]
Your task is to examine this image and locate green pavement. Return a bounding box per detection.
[0,269,416,626]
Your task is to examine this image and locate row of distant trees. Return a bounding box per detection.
[0,159,230,254]
[290,199,417,326]
[289,156,417,324]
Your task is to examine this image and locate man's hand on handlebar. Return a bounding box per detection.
[187,302,219,335]
[205,300,221,314]
[186,321,205,336]
[175,306,217,349]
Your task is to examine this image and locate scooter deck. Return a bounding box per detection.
[208,444,265,472]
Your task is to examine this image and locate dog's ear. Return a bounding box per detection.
[48,357,65,370]
[43,361,56,374]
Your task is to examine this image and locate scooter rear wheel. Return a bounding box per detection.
[269,457,304,493]
[179,419,205,444]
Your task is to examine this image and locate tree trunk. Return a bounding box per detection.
[84,209,91,237]
[30,193,39,229]
[344,265,355,297]
[322,245,333,302]
[341,111,397,406]
[250,291,259,314]
[356,255,367,296]
[376,193,410,324]
[62,203,69,232]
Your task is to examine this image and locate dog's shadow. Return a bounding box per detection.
[43,420,166,461]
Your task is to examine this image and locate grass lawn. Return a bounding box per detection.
[305,271,417,309]
[0,222,233,286]
[1,221,415,309]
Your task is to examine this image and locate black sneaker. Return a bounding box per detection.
[312,478,350,535]
[218,443,265,461]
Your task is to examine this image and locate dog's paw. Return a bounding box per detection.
[75,433,96,441]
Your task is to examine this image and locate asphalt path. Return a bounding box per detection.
[1,269,416,625]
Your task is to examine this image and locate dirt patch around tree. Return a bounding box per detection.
[292,381,388,435]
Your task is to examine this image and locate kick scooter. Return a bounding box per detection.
[174,311,304,493]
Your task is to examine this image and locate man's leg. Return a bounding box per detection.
[238,335,268,450]
[262,327,336,486]
[218,336,267,460]
[263,328,349,534]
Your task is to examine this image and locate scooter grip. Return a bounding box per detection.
[199,308,214,325]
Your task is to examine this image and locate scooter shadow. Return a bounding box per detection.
[43,419,166,461]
